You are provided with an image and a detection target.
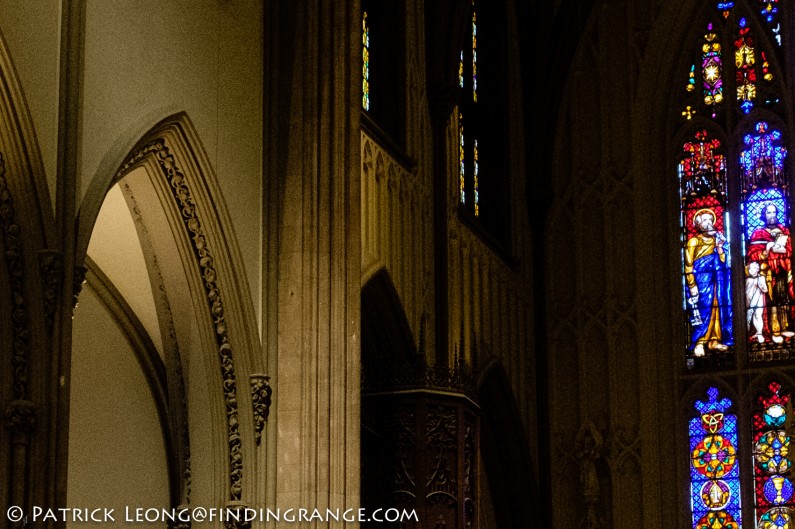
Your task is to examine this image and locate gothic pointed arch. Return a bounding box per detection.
[74,112,265,511]
[477,359,539,529]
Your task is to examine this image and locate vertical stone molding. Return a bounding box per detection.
[38,250,63,331]
[0,152,32,402]
[4,399,38,433]
[266,0,362,513]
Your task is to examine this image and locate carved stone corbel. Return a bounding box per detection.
[72,265,88,309]
[250,374,273,446]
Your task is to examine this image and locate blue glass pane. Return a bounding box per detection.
[690,388,742,529]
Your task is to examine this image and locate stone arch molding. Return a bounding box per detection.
[76,112,269,510]
[0,30,54,249]
[0,25,58,516]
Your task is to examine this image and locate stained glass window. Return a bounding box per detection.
[473,139,479,216]
[690,387,742,529]
[703,23,724,117]
[718,1,735,18]
[680,4,795,529]
[740,121,793,360]
[460,113,465,205]
[458,0,479,217]
[472,9,477,103]
[758,1,781,45]
[735,18,756,114]
[362,10,370,111]
[459,51,464,89]
[679,129,732,365]
[761,51,773,82]
[752,382,794,528]
[679,2,787,366]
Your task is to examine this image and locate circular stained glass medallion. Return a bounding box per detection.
[756,431,791,474]
[764,477,794,505]
[693,435,737,478]
[700,479,731,510]
[696,510,739,529]
[759,507,791,529]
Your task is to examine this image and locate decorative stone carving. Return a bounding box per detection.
[375,151,386,182]
[575,422,606,529]
[4,399,37,433]
[362,140,374,180]
[362,358,477,401]
[607,426,641,477]
[167,505,191,529]
[72,265,87,309]
[38,250,63,331]
[391,406,417,498]
[463,413,477,528]
[0,152,31,401]
[426,405,457,504]
[118,139,244,501]
[250,374,272,445]
[223,501,251,529]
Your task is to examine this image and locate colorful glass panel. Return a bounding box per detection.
[761,51,774,82]
[703,23,724,117]
[474,138,479,217]
[735,18,756,114]
[362,11,370,111]
[753,383,794,528]
[472,7,477,102]
[740,122,793,357]
[459,113,465,205]
[459,50,464,89]
[690,387,742,529]
[759,1,782,45]
[718,1,735,18]
[680,130,733,365]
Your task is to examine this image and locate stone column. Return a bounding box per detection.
[264,0,362,521]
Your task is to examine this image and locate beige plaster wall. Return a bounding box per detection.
[88,182,162,357]
[79,0,263,328]
[0,0,264,328]
[67,285,169,523]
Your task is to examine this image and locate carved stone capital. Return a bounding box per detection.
[250,374,272,446]
[4,399,37,433]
